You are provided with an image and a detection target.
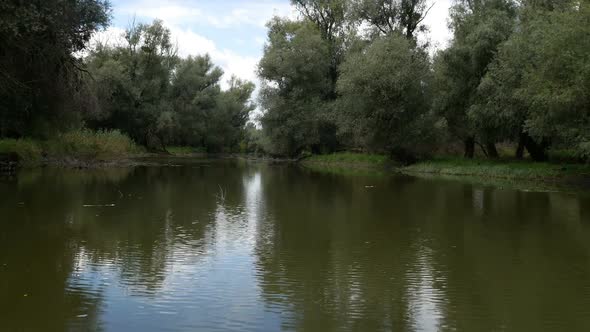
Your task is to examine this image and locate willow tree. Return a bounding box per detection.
[352,0,434,40]
[259,19,333,156]
[338,34,436,162]
[470,0,589,161]
[432,0,516,158]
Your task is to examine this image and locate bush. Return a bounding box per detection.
[45,129,140,160]
[0,139,43,165]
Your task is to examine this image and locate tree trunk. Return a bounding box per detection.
[486,142,499,159]
[464,136,475,159]
[515,133,525,159]
[523,133,550,162]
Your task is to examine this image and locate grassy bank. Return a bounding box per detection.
[402,158,590,180]
[299,152,590,186]
[166,146,206,156]
[0,129,142,167]
[301,152,389,170]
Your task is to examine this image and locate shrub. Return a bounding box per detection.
[45,129,140,160]
[0,139,43,165]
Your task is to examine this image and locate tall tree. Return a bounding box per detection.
[338,33,436,162]
[259,19,333,156]
[170,55,223,147]
[470,0,588,161]
[87,20,178,149]
[432,0,515,158]
[352,0,434,39]
[0,0,110,138]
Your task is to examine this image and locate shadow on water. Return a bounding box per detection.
[1,160,590,331]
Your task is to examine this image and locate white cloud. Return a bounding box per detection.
[123,5,203,23]
[90,24,260,90]
[107,1,295,91]
[168,26,260,89]
[202,4,294,28]
[117,0,293,29]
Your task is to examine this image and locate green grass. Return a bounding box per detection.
[304,152,388,165]
[300,152,390,175]
[0,139,43,165]
[402,158,590,180]
[0,129,142,166]
[45,129,141,160]
[166,146,206,156]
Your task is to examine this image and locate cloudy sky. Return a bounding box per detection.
[98,0,453,88]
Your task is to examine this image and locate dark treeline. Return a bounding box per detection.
[258,0,590,162]
[0,1,254,153]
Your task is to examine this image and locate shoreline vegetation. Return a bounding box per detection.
[300,152,590,186]
[3,136,590,191]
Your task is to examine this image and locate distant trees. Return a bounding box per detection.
[259,0,590,162]
[86,20,255,152]
[2,0,589,161]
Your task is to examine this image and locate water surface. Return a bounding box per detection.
[1,159,590,331]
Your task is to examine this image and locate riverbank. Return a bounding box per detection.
[401,158,590,181]
[300,152,390,169]
[300,152,590,184]
[0,130,142,169]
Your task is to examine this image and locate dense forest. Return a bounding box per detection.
[259,0,589,162]
[0,1,254,153]
[1,0,589,162]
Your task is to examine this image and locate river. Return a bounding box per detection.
[1,159,590,331]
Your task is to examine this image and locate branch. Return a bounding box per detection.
[416,2,436,26]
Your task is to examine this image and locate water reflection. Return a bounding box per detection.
[1,161,590,331]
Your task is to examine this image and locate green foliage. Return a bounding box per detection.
[351,0,431,39]
[0,0,110,138]
[338,34,437,161]
[0,139,43,165]
[403,157,590,179]
[518,5,590,158]
[469,0,589,160]
[167,146,206,156]
[305,152,388,164]
[432,0,516,153]
[259,18,336,156]
[45,129,140,160]
[87,21,254,153]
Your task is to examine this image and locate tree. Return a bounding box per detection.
[259,18,334,156]
[204,77,255,152]
[471,0,589,161]
[352,0,434,40]
[337,33,436,162]
[170,55,223,147]
[518,2,590,159]
[87,20,178,149]
[0,0,110,138]
[88,20,255,152]
[432,0,515,158]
